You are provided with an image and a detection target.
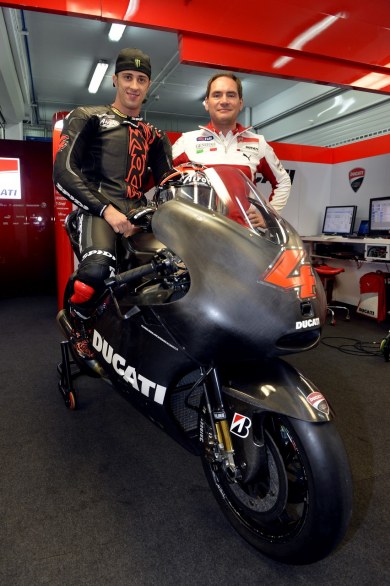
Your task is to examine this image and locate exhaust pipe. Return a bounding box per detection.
[57,309,73,339]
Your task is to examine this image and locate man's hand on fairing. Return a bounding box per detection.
[247,204,266,228]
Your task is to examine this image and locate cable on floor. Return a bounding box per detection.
[320,336,384,357]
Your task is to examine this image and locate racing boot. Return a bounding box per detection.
[69,309,95,360]
[69,280,96,360]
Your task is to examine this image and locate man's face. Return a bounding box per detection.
[113,70,150,116]
[204,76,243,130]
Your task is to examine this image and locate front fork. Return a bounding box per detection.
[201,367,241,480]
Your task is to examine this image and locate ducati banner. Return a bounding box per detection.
[0,158,21,199]
[349,167,365,192]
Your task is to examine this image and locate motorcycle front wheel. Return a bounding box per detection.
[201,413,352,564]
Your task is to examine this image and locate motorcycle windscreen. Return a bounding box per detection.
[156,166,288,245]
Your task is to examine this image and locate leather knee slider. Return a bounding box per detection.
[70,280,96,305]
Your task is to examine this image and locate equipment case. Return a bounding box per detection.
[357,271,390,322]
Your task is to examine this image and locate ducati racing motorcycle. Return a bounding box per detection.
[57,165,352,565]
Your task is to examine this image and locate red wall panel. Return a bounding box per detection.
[0,140,56,297]
[331,135,390,164]
[269,135,390,164]
[52,113,74,309]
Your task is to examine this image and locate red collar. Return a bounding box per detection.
[205,122,247,135]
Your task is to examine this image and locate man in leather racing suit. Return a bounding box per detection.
[53,48,172,358]
[172,72,291,217]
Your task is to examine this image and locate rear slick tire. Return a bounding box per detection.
[201,415,352,564]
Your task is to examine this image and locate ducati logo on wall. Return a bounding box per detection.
[349,167,365,192]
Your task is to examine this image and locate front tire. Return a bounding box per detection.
[201,413,352,564]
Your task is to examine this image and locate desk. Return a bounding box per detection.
[302,236,390,306]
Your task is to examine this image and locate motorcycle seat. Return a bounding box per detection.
[128,232,165,253]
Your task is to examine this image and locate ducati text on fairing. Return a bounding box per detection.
[92,330,167,404]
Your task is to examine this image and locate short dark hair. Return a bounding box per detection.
[205,73,243,99]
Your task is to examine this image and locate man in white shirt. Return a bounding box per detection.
[172,72,291,214]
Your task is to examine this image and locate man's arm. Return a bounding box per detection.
[53,109,109,217]
[148,130,173,185]
[257,143,291,213]
[172,134,190,167]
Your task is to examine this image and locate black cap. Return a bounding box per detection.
[115,48,151,78]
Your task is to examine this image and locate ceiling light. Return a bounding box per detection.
[88,61,109,94]
[109,23,126,42]
[352,65,390,91]
[316,95,356,119]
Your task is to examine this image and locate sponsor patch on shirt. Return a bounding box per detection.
[238,145,258,152]
[237,137,258,143]
[197,136,214,142]
[100,117,121,129]
[196,142,216,153]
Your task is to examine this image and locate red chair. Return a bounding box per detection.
[315,265,350,325]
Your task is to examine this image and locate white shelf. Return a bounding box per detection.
[301,236,390,306]
[302,235,390,245]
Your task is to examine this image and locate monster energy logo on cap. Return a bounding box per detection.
[115,48,151,78]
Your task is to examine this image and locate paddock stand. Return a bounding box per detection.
[57,340,80,410]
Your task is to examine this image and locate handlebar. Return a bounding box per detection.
[104,262,156,288]
[104,250,179,290]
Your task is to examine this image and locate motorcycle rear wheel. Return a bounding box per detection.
[201,413,352,564]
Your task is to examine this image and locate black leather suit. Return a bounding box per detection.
[53,105,172,309]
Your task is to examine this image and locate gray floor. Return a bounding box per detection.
[0,296,389,585]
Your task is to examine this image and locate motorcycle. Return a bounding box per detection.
[57,165,352,565]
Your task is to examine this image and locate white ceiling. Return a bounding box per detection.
[1,7,390,147]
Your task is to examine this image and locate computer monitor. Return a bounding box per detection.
[368,197,390,237]
[322,205,357,236]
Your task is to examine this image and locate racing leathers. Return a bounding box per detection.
[53,105,172,312]
[172,122,291,212]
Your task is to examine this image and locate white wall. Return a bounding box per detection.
[5,122,23,140]
[260,151,390,236]
[259,161,332,235]
[331,154,390,226]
